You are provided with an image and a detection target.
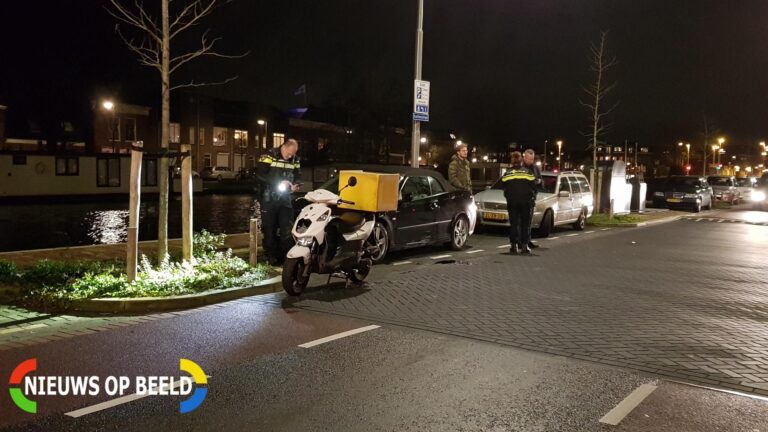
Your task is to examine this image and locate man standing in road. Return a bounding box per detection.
[502,152,537,254]
[448,143,472,193]
[523,149,542,249]
[256,138,301,266]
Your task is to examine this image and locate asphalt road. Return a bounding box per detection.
[1,207,767,431]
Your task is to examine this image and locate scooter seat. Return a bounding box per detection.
[335,212,365,233]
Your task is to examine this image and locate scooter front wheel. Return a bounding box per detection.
[283,258,309,296]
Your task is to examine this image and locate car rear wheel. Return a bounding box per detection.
[448,215,469,250]
[572,208,586,230]
[537,210,553,238]
[365,221,390,264]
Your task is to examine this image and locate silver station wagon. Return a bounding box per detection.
[474,170,594,237]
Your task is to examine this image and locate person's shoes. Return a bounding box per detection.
[521,245,532,254]
[510,244,520,255]
[528,242,540,249]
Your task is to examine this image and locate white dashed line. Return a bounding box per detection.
[716,219,724,223]
[585,231,595,234]
[465,249,484,254]
[695,218,703,222]
[430,254,452,260]
[496,244,511,249]
[566,233,579,237]
[601,228,612,231]
[547,237,560,240]
[391,261,412,266]
[299,325,380,348]
[599,384,657,425]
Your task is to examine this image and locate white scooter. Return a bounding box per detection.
[282,176,375,295]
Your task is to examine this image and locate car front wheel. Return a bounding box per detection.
[537,210,553,238]
[448,215,470,250]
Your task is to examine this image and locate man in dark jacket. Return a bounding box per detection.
[448,143,472,192]
[256,139,301,265]
[502,151,537,254]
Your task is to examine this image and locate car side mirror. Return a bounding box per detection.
[558,190,571,198]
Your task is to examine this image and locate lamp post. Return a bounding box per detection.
[102,100,116,153]
[717,137,725,165]
[257,119,268,150]
[678,142,684,167]
[685,143,690,166]
[410,0,425,168]
[556,140,563,171]
[711,144,720,173]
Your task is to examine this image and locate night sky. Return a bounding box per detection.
[2,0,768,155]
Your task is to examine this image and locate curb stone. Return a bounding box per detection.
[588,214,683,228]
[68,274,282,314]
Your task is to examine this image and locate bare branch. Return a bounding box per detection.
[170,30,249,73]
[105,0,161,43]
[171,76,239,91]
[114,25,161,70]
[170,0,219,40]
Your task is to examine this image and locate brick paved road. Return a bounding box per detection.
[288,218,768,396]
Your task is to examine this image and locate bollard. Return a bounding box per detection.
[609,198,615,220]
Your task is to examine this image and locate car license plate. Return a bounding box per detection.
[666,198,682,203]
[483,212,507,221]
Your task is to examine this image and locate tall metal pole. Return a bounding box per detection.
[410,0,424,168]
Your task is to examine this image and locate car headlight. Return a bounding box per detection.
[475,201,483,210]
[752,191,766,202]
[654,192,664,197]
[684,193,698,199]
[296,237,313,247]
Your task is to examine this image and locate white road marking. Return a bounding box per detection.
[601,228,612,231]
[465,249,484,254]
[0,323,47,335]
[599,383,657,425]
[391,261,412,266]
[430,254,452,260]
[585,231,596,234]
[695,218,703,221]
[547,237,560,240]
[496,244,511,249]
[566,233,579,237]
[66,375,213,418]
[299,325,380,348]
[716,219,724,223]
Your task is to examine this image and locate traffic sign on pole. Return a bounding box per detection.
[413,80,430,122]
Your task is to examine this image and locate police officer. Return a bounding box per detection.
[523,149,542,249]
[256,139,301,265]
[502,151,537,255]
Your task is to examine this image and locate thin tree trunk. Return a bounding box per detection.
[157,0,170,262]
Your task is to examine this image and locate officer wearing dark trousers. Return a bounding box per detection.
[502,152,537,254]
[256,139,301,265]
[523,149,542,249]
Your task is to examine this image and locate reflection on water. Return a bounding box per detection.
[0,195,257,252]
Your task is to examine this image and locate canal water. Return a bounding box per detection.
[0,195,258,252]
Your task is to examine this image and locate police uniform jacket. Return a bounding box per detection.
[256,147,301,204]
[501,164,537,204]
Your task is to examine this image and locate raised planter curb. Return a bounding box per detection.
[587,214,684,228]
[68,274,282,314]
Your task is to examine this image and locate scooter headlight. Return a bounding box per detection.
[277,183,288,192]
[296,237,313,247]
[317,211,330,222]
[752,191,766,202]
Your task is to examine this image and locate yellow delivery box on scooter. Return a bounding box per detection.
[338,170,399,212]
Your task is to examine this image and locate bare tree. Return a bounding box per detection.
[107,0,246,262]
[699,113,721,176]
[580,31,619,173]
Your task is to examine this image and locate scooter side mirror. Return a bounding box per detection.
[348,176,357,187]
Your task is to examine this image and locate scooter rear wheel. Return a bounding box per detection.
[282,258,309,295]
[348,258,372,283]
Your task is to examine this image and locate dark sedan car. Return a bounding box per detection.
[652,176,714,212]
[306,165,477,263]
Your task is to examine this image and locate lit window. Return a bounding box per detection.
[235,129,248,148]
[170,123,180,143]
[213,127,227,146]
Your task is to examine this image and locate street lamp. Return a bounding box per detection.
[102,100,117,153]
[556,140,563,171]
[717,137,725,164]
[257,119,268,149]
[685,143,690,166]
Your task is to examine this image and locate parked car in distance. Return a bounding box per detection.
[200,166,238,181]
[735,177,758,202]
[474,170,594,237]
[752,178,768,210]
[707,175,740,204]
[311,165,477,263]
[653,176,713,212]
[172,166,200,179]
